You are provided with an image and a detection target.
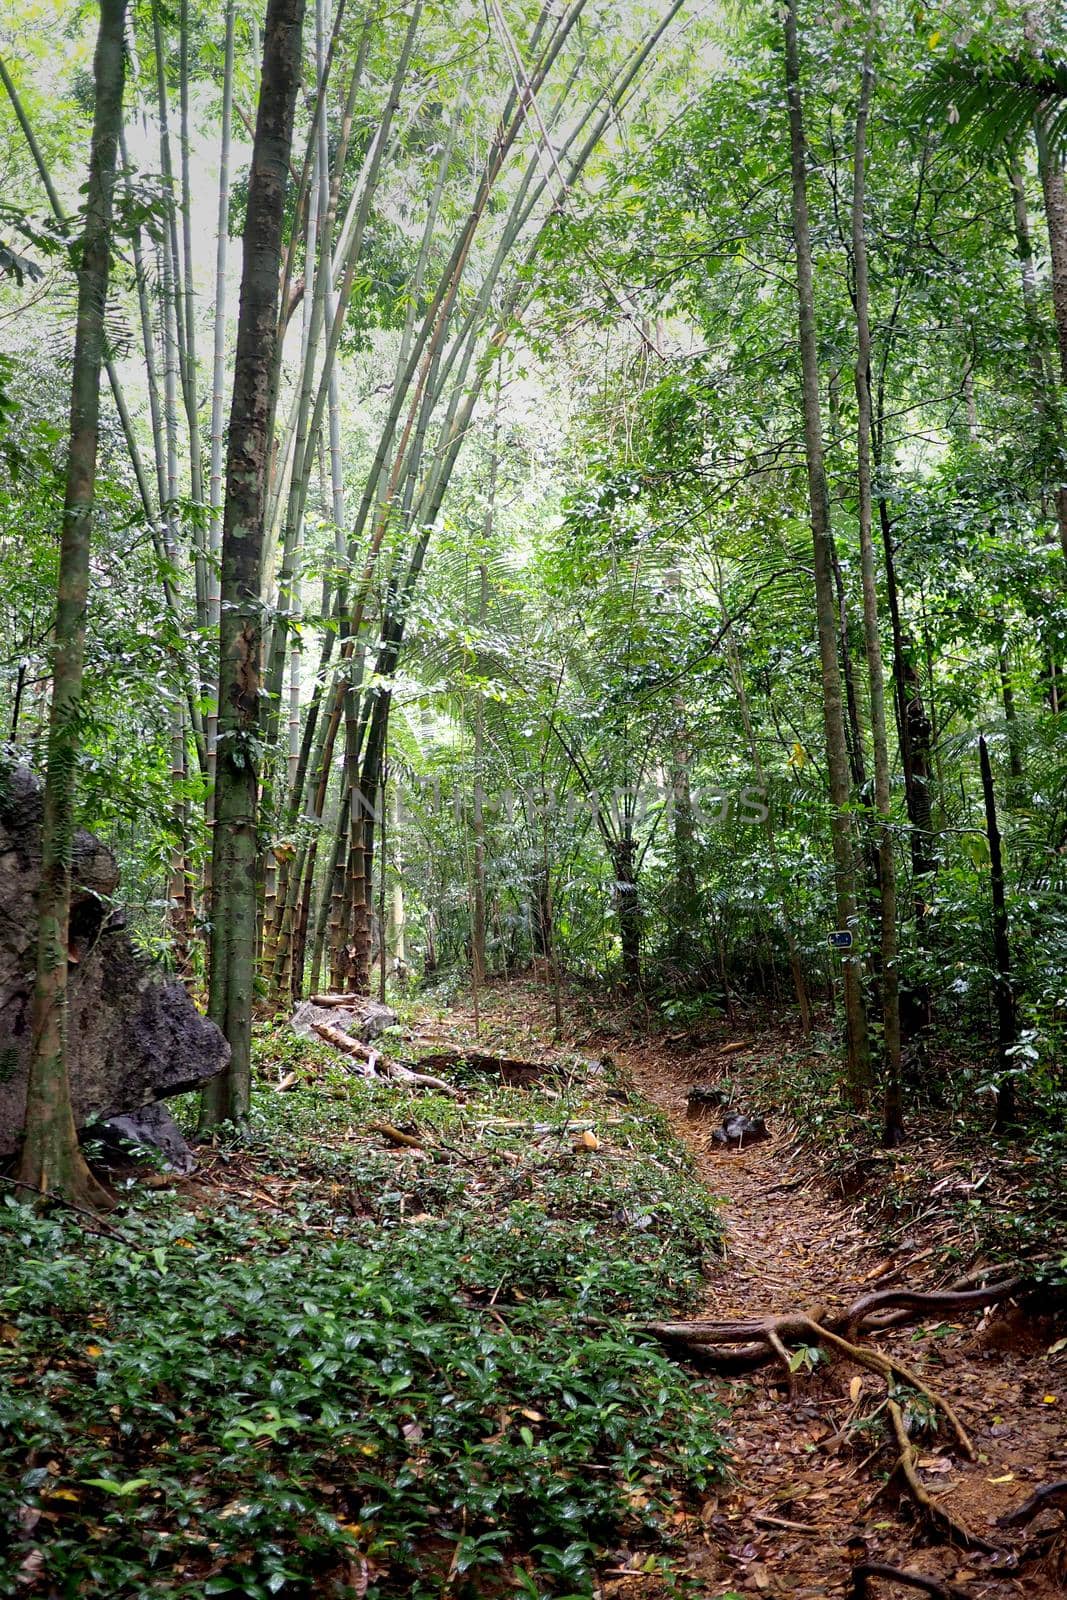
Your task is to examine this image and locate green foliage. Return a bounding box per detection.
[908,51,1067,164]
[0,1068,726,1598]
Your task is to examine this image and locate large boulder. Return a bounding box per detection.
[0,764,229,1158]
[291,997,398,1046]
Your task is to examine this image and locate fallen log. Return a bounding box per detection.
[410,1047,551,1086]
[310,1023,463,1100]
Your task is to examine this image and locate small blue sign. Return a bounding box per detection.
[828,930,853,950]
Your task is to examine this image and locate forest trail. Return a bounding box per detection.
[608,1033,1067,1599]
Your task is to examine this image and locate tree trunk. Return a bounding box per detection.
[377,758,388,1004]
[200,0,305,1131]
[851,7,903,1144]
[386,781,405,971]
[611,834,641,988]
[717,560,812,1036]
[783,0,871,1098]
[18,0,128,1208]
[203,0,236,923]
[670,690,700,960]
[1036,119,1067,566]
[1037,120,1067,389]
[978,736,1018,1130]
[472,556,490,1005]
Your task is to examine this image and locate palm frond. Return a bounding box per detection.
[906,54,1067,165]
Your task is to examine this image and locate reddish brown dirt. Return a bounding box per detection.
[615,1033,1067,1600]
[418,983,1066,1598]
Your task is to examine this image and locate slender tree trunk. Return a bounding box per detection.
[669,689,700,961]
[611,833,641,988]
[205,0,237,911]
[313,791,347,992]
[386,780,405,972]
[852,8,903,1143]
[377,758,388,1003]
[200,0,305,1131]
[978,736,1018,1130]
[177,0,206,617]
[783,0,871,1097]
[1035,119,1067,566]
[472,567,490,1002]
[543,821,562,1038]
[1037,119,1067,388]
[1008,161,1067,589]
[17,0,128,1207]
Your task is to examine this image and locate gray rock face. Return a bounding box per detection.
[291,997,398,1047]
[94,1103,197,1175]
[0,764,229,1157]
[357,1000,398,1040]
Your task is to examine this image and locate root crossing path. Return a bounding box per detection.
[618,1040,1067,1600]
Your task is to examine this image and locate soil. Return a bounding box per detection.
[432,984,1067,1600]
[621,1048,1066,1598]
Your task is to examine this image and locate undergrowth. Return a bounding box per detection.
[0,1035,726,1600]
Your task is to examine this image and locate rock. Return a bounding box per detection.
[357,1000,398,1040]
[686,1085,729,1120]
[91,1103,197,1175]
[291,997,397,1046]
[0,763,229,1157]
[711,1113,769,1148]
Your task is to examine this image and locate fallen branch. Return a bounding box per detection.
[311,1022,379,1073]
[382,1058,464,1101]
[311,1023,463,1100]
[847,1562,972,1599]
[753,1512,820,1533]
[369,1121,425,1151]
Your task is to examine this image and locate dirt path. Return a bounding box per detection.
[618,1037,1067,1600]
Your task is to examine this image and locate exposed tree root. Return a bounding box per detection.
[640,1260,1067,1569]
[884,1400,997,1553]
[642,1263,1047,1443]
[645,1310,975,1457]
[845,1279,1023,1338]
[847,1561,972,1599]
[645,1266,1034,1354]
[997,1481,1067,1528]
